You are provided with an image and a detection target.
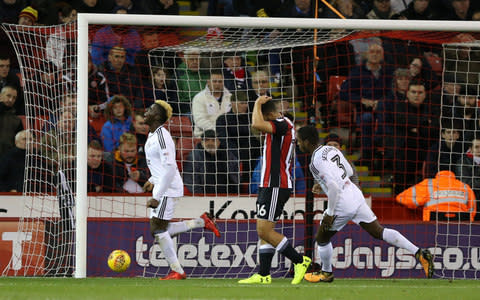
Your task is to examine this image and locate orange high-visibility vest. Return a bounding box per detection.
[396,170,476,221]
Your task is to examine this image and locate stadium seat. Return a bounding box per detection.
[168,115,193,137]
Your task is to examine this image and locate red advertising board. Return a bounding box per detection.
[0,221,45,276]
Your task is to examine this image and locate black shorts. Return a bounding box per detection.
[256,187,292,221]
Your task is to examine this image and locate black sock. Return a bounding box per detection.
[279,243,303,264]
[259,250,275,276]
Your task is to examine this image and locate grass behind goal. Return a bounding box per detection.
[1,278,479,300]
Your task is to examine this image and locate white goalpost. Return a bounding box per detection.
[2,14,479,280]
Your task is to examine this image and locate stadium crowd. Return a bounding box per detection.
[0,0,480,221]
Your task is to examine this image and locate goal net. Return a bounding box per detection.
[1,15,479,280]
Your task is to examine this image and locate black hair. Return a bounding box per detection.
[261,100,278,115]
[297,126,319,145]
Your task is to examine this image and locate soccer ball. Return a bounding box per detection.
[107,250,131,272]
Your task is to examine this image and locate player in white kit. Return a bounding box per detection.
[296,126,434,282]
[143,100,220,280]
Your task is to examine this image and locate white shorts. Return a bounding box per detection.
[329,184,377,231]
[149,196,178,220]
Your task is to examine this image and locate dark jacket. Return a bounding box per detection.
[183,143,240,195]
[88,161,115,193]
[0,146,25,192]
[0,103,23,157]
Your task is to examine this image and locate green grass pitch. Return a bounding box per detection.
[1,277,479,300]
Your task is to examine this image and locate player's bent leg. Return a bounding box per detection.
[305,241,334,283]
[238,273,272,284]
[416,248,434,278]
[256,219,284,246]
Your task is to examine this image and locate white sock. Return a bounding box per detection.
[382,228,419,255]
[318,243,333,273]
[155,231,184,274]
[168,219,204,237]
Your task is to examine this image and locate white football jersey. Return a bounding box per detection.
[144,126,184,199]
[310,145,364,211]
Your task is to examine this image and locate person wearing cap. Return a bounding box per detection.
[183,129,240,195]
[18,6,38,26]
[324,133,360,187]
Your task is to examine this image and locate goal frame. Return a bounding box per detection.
[76,14,477,278]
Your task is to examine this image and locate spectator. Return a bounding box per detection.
[451,88,480,142]
[473,9,480,20]
[399,0,437,20]
[131,110,149,154]
[323,0,365,18]
[0,85,23,157]
[18,5,37,26]
[424,122,463,178]
[107,132,149,193]
[57,2,77,24]
[440,0,474,20]
[0,0,27,24]
[444,33,480,95]
[73,0,115,14]
[279,0,316,18]
[99,46,141,105]
[143,0,179,15]
[456,136,480,210]
[134,66,178,113]
[339,43,393,167]
[216,91,261,184]
[112,0,145,14]
[393,80,438,194]
[91,25,141,66]
[88,53,109,133]
[222,52,252,93]
[101,95,133,152]
[408,57,439,91]
[87,140,114,193]
[377,68,410,168]
[41,108,76,167]
[0,53,23,115]
[248,69,271,111]
[176,49,208,114]
[397,170,476,221]
[0,130,32,192]
[366,0,395,19]
[192,70,232,137]
[183,129,240,195]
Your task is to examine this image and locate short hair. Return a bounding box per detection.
[408,79,426,90]
[202,129,217,139]
[209,69,223,77]
[231,91,248,102]
[0,53,10,61]
[261,100,278,115]
[88,139,103,151]
[119,132,137,146]
[134,109,145,118]
[297,126,319,145]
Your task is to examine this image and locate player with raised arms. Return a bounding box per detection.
[143,100,221,280]
[238,95,311,285]
[296,125,434,282]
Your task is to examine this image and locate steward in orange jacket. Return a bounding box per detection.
[396,171,476,222]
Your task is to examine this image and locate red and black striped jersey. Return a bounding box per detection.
[259,116,295,189]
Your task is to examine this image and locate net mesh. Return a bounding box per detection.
[1,19,480,279]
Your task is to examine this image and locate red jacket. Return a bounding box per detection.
[396,171,476,221]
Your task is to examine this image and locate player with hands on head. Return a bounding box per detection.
[296,125,434,283]
[238,95,311,285]
[143,100,220,280]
